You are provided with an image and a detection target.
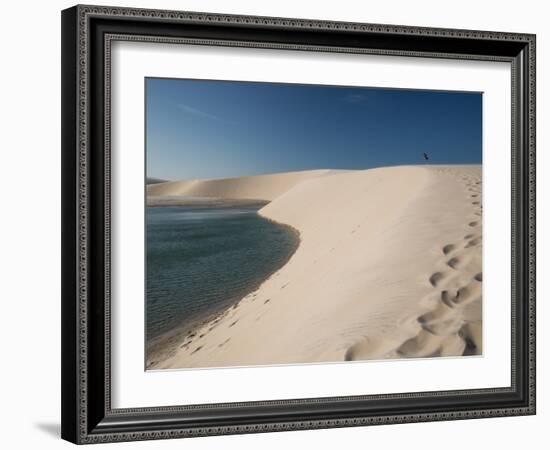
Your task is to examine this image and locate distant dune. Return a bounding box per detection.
[148,165,482,369]
[147,169,344,201]
[146,177,168,185]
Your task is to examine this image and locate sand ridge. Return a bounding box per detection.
[147,169,344,201]
[147,165,482,369]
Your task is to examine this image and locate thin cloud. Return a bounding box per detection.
[176,103,223,121]
[343,93,369,104]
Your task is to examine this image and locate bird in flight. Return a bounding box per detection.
[422,152,430,161]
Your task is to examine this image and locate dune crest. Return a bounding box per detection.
[148,165,482,369]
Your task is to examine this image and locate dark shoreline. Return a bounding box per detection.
[147,196,269,209]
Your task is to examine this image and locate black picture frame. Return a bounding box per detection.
[61,4,536,444]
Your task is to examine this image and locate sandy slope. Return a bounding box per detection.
[147,169,342,201]
[148,165,482,369]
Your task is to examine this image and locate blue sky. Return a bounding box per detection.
[146,78,482,180]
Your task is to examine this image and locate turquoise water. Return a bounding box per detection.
[146,203,299,348]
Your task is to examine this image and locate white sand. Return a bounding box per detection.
[148,165,482,369]
[147,169,343,201]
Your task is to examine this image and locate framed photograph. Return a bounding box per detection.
[61,5,536,444]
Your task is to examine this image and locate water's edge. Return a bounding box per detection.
[146,214,301,369]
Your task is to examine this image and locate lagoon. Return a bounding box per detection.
[146,203,299,356]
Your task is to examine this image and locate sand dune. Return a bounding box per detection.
[147,169,342,201]
[148,165,482,369]
[146,177,168,185]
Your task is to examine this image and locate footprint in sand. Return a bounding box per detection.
[465,236,482,248]
[418,301,455,326]
[396,330,464,358]
[218,338,231,348]
[460,323,482,356]
[447,255,471,270]
[429,272,446,287]
[421,316,464,336]
[440,289,459,307]
[442,244,456,255]
[344,336,397,361]
[454,283,481,305]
